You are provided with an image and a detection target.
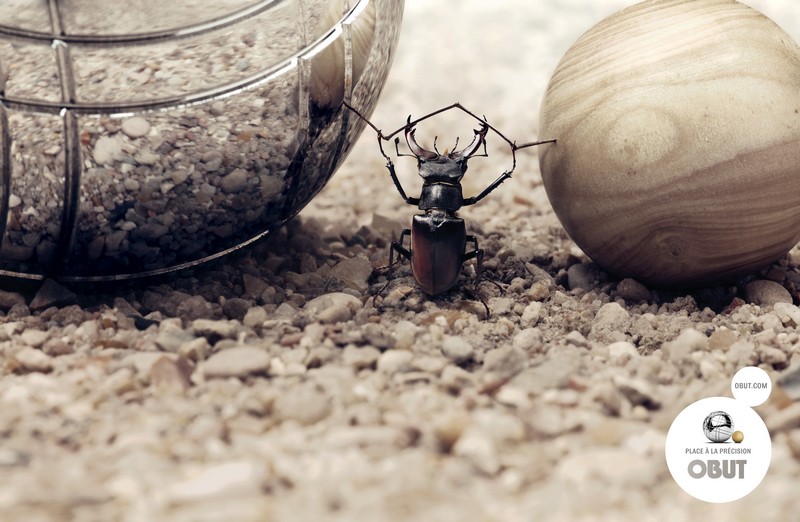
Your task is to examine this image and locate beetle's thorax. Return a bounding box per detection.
[416,157,466,212]
[418,182,463,212]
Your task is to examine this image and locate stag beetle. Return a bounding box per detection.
[343,102,555,309]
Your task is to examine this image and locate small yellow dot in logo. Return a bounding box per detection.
[732,431,744,443]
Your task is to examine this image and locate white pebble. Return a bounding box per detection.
[441,336,474,363]
[93,135,123,165]
[377,350,414,374]
[14,348,53,373]
[168,461,265,504]
[203,347,270,379]
[20,329,49,348]
[304,292,362,318]
[121,116,151,138]
[773,302,800,326]
[521,301,542,325]
[453,426,500,475]
[607,341,639,366]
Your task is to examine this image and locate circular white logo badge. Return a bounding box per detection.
[665,396,771,503]
[731,366,772,407]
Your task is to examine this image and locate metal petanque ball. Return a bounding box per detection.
[703,411,734,443]
[0,0,403,280]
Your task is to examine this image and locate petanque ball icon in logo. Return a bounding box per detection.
[703,411,734,443]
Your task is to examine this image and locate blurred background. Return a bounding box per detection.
[323,0,800,228]
[369,0,799,137]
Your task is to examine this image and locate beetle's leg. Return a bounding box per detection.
[464,235,504,292]
[463,170,512,206]
[377,229,412,296]
[385,156,420,206]
[463,235,490,318]
[463,235,484,288]
[389,229,412,275]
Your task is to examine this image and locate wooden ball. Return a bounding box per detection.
[538,0,800,286]
[732,430,744,443]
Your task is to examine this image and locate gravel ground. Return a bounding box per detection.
[2,1,800,521]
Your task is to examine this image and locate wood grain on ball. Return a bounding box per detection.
[538,0,800,286]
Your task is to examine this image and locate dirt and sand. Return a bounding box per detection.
[2,1,800,521]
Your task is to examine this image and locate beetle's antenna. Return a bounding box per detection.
[433,136,440,155]
[348,101,556,151]
[343,100,556,170]
[342,101,383,136]
[514,138,557,150]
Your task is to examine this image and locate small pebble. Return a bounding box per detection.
[272,383,331,425]
[759,346,788,367]
[520,302,542,325]
[220,168,248,194]
[329,256,373,292]
[176,296,214,321]
[744,280,793,307]
[661,328,709,364]
[441,336,474,364]
[440,364,475,391]
[567,263,600,291]
[29,279,78,311]
[221,298,251,321]
[209,101,226,116]
[0,289,25,311]
[203,347,270,379]
[512,328,543,352]
[376,350,414,375]
[123,178,140,191]
[342,346,381,370]
[192,319,239,339]
[773,302,800,326]
[242,274,271,298]
[168,461,265,504]
[616,278,651,302]
[93,135,123,165]
[13,348,54,373]
[20,329,49,348]
[243,306,269,329]
[607,341,639,366]
[614,376,661,410]
[150,356,193,392]
[588,303,631,344]
[453,426,500,475]
[120,117,151,138]
[42,338,73,356]
[317,304,354,324]
[304,293,362,323]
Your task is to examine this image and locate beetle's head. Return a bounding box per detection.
[405,121,489,183]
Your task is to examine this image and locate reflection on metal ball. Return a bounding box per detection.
[0,0,404,280]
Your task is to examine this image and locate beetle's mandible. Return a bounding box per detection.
[343,102,555,307]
